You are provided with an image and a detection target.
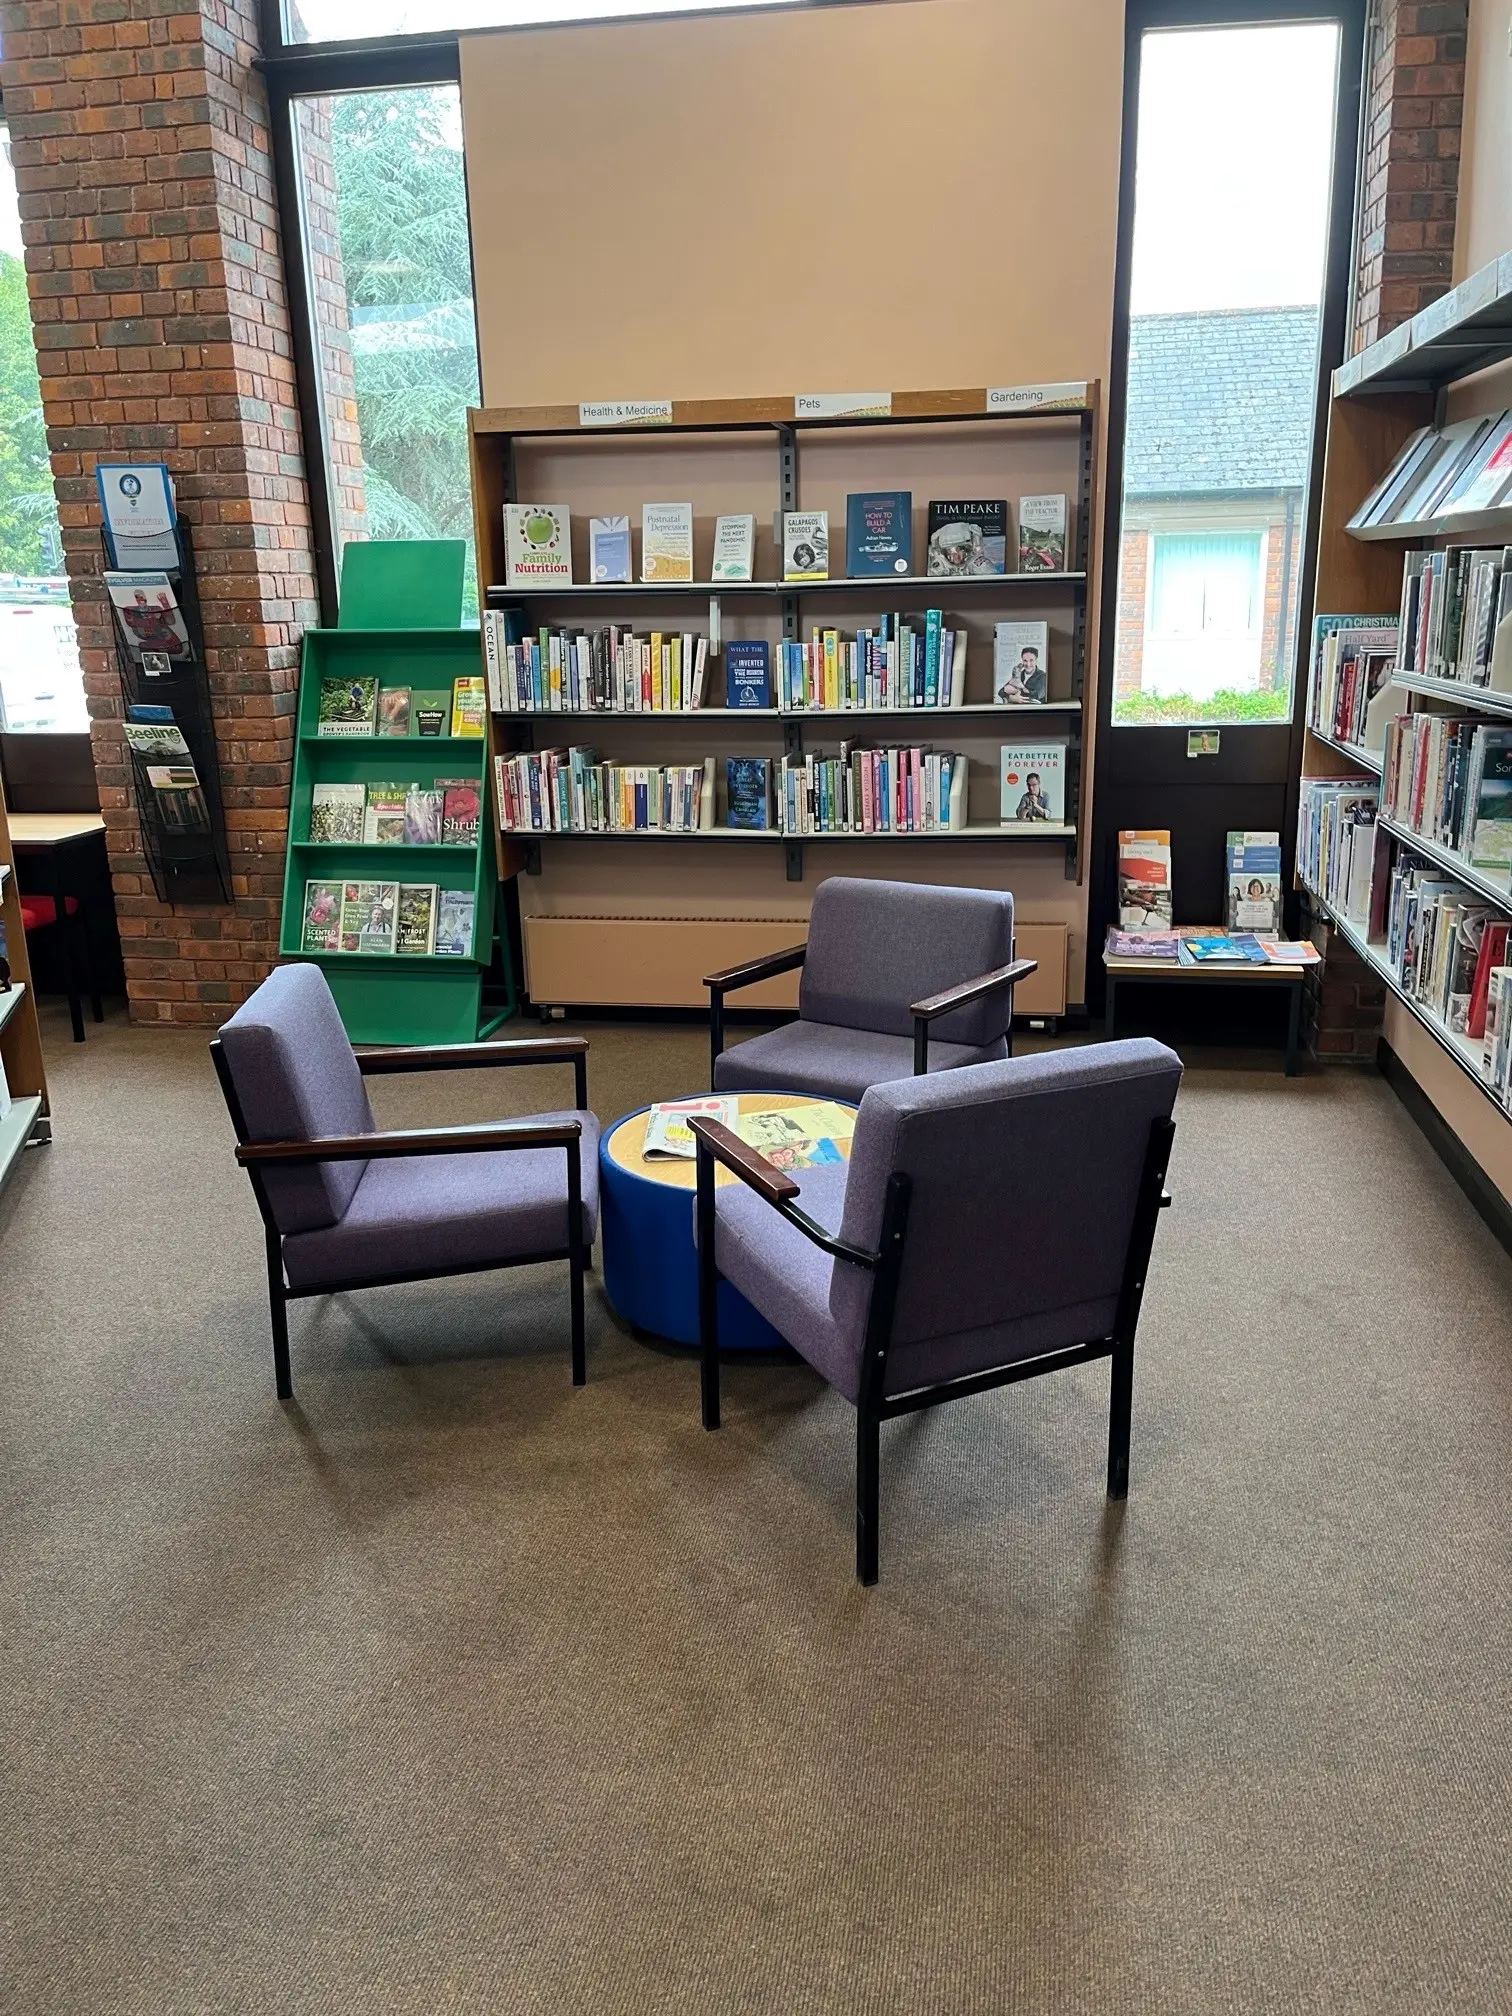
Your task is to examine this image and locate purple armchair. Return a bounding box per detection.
[690,1039,1182,1584]
[211,964,599,1399]
[704,876,1037,1104]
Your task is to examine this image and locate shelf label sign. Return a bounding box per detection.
[986,381,1089,414]
[578,400,673,428]
[794,391,892,419]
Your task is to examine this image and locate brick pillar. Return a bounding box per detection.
[0,0,319,1025]
[1353,0,1467,354]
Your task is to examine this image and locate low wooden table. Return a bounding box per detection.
[8,813,108,1044]
[1104,940,1308,1077]
[599,1091,857,1349]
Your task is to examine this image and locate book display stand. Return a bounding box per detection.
[469,386,1096,1012]
[0,771,51,1190]
[278,545,499,1046]
[105,521,233,907]
[1299,247,1512,1112]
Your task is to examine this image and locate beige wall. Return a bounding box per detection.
[1454,0,1512,284]
[459,0,1126,1002]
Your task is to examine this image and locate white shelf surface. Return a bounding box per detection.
[1391,671,1512,718]
[0,1093,44,1196]
[487,572,1086,599]
[1348,503,1512,544]
[0,981,29,1038]
[492,701,1082,720]
[1307,724,1384,773]
[1376,815,1512,914]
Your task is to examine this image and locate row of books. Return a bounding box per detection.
[1308,615,1401,748]
[1105,928,1317,967]
[503,494,1071,588]
[496,753,718,835]
[1297,779,1383,927]
[780,749,968,835]
[1380,714,1512,876]
[1351,410,1512,532]
[300,880,477,958]
[1395,546,1512,686]
[1384,856,1506,1040]
[317,676,487,739]
[307,779,480,848]
[484,617,710,714]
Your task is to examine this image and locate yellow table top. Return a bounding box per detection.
[8,812,107,846]
[606,1091,857,1191]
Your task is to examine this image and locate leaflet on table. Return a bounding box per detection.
[105,571,191,661]
[643,1097,739,1159]
[1106,930,1182,961]
[1177,934,1269,965]
[736,1103,856,1170]
[96,463,179,569]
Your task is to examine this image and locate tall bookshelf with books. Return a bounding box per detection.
[1299,249,1512,1182]
[468,385,1096,1011]
[279,627,498,1044]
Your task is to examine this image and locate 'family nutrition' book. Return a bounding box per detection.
[504,505,573,586]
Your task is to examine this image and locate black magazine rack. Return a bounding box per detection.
[104,520,233,906]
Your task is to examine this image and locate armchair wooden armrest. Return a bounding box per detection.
[688,1116,879,1270]
[357,1036,588,1108]
[236,1116,583,1166]
[704,942,808,1089]
[910,956,1038,1075]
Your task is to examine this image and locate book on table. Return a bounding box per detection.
[1178,933,1268,965]
[642,1096,739,1160]
[1106,929,1181,961]
[734,1102,855,1173]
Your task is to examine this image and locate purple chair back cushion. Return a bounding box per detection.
[798,877,1016,1048]
[216,963,375,1233]
[830,1041,1183,1378]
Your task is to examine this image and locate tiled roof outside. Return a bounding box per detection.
[1124,306,1320,497]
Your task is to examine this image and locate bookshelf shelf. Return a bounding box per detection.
[288,841,478,862]
[298,732,487,750]
[1307,725,1383,773]
[486,572,1086,601]
[0,1093,44,1197]
[1376,816,1512,915]
[493,701,1082,722]
[1389,671,1512,717]
[0,981,28,1038]
[1348,503,1512,544]
[1334,249,1512,399]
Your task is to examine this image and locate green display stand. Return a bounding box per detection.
[280,625,497,1045]
[338,538,466,631]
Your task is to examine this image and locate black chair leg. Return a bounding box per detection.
[62,918,85,1044]
[856,1405,881,1586]
[266,1231,292,1400]
[569,1240,586,1387]
[696,1144,720,1429]
[1107,1340,1133,1498]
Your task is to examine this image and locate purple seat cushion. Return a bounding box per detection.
[217,963,375,1233]
[798,877,1016,1047]
[709,1159,862,1399]
[281,1110,601,1292]
[713,1019,1004,1104]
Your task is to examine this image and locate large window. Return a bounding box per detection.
[1110,23,1339,727]
[0,123,85,733]
[291,84,481,613]
[283,0,796,44]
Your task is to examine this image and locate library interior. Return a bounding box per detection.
[4,0,1512,2008]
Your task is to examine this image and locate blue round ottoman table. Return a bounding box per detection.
[599,1092,857,1350]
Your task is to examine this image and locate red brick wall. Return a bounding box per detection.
[1353,0,1467,353]
[0,0,319,1025]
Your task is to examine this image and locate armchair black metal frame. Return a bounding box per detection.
[703,944,1040,1090]
[211,1035,593,1400]
[690,1111,1176,1586]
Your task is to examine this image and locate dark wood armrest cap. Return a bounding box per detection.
[703,942,808,992]
[910,957,1038,1021]
[237,1117,582,1165]
[688,1114,801,1204]
[357,1036,588,1074]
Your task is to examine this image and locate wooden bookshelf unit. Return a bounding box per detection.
[468,385,1097,1012]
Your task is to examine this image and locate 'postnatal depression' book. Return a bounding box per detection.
[317,676,378,736]
[926,500,1007,577]
[1017,494,1069,571]
[999,742,1066,824]
[395,883,438,955]
[641,502,695,583]
[993,622,1050,703]
[588,515,632,584]
[725,756,774,828]
[504,505,573,586]
[782,511,829,581]
[1118,829,1173,928]
[1226,831,1283,934]
[434,887,477,958]
[302,879,344,952]
[724,639,772,709]
[309,781,366,844]
[340,880,398,954]
[845,492,913,577]
[711,514,755,581]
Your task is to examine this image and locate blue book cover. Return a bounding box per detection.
[846,491,913,577]
[726,757,772,829]
[725,639,772,709]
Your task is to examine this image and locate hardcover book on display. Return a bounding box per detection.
[724,639,772,710]
[450,677,487,738]
[308,781,366,845]
[377,687,411,737]
[395,883,438,956]
[641,503,695,583]
[711,515,756,582]
[726,756,774,829]
[925,501,1006,577]
[403,786,444,846]
[504,505,573,587]
[434,888,477,958]
[340,881,398,954]
[1225,832,1283,933]
[781,512,829,582]
[999,743,1065,824]
[317,676,379,737]
[588,515,632,584]
[845,492,912,577]
[441,781,481,847]
[993,622,1050,703]
[302,880,344,952]
[1017,495,1068,572]
[362,782,407,845]
[1118,830,1173,929]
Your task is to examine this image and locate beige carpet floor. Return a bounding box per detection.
[2,1002,1511,2014]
